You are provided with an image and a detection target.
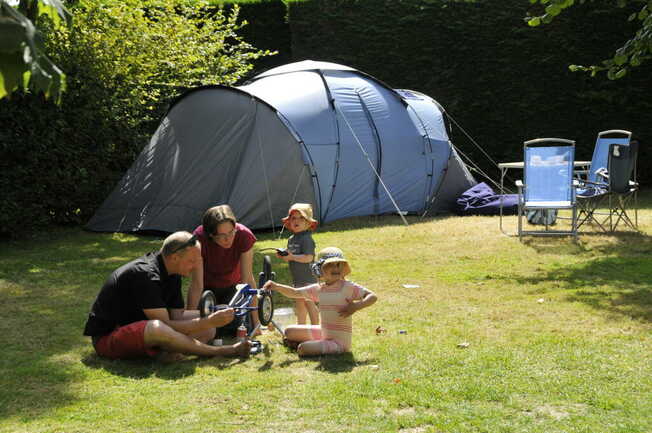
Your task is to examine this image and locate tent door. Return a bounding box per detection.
[357,92,383,214]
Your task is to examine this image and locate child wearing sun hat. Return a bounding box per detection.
[279,203,320,325]
[264,247,378,356]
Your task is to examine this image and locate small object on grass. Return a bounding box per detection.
[375,326,387,335]
[399,330,407,334]
[402,284,420,289]
[250,340,264,355]
[393,378,401,384]
[537,298,545,303]
[457,341,470,349]
[237,324,248,342]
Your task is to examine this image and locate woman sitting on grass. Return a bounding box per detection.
[263,247,377,356]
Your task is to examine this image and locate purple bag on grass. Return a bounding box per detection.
[455,182,518,216]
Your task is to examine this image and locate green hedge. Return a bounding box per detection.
[287,0,651,185]
[0,93,137,235]
[216,0,291,76]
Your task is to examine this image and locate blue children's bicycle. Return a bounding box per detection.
[198,256,284,351]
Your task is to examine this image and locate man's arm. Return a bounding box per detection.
[186,255,204,309]
[169,308,190,321]
[240,247,257,288]
[144,306,234,335]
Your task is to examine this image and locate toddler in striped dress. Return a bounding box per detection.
[264,247,377,356]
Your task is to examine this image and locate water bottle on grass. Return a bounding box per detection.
[237,324,247,342]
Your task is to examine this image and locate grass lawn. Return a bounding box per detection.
[1,192,651,433]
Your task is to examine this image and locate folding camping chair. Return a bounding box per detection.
[576,130,632,231]
[516,138,578,239]
[598,140,639,232]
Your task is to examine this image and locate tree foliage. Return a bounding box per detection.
[0,0,70,101]
[526,0,651,79]
[47,0,275,133]
[0,0,274,238]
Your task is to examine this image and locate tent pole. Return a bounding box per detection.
[335,103,409,226]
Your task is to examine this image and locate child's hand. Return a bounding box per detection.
[337,298,358,318]
[263,280,277,291]
[277,251,293,262]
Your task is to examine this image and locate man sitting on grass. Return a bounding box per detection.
[83,231,250,361]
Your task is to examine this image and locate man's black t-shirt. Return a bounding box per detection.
[83,252,184,337]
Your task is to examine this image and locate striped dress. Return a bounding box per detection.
[298,279,365,352]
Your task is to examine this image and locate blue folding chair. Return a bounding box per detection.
[516,138,577,239]
[576,130,632,231]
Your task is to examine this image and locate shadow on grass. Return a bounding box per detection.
[80,351,249,379]
[80,352,198,379]
[0,229,179,420]
[315,352,377,373]
[520,228,651,254]
[276,351,376,373]
[514,232,652,322]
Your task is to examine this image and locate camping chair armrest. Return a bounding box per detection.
[574,169,588,179]
[515,180,524,205]
[595,167,609,181]
[576,179,607,188]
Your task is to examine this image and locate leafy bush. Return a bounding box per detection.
[0,0,274,238]
[51,0,275,135]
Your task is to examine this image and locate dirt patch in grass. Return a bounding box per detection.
[523,403,589,420]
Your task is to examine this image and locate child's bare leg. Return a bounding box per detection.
[306,299,319,325]
[294,298,308,325]
[284,325,321,343]
[297,339,343,357]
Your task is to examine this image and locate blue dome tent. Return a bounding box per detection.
[87,60,476,233]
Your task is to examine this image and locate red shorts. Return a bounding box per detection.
[93,321,159,359]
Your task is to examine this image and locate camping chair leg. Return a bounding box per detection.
[576,205,591,230]
[612,195,637,232]
[576,204,590,230]
[517,203,523,239]
[577,194,610,233]
[622,212,637,231]
[634,190,638,229]
[609,194,614,232]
